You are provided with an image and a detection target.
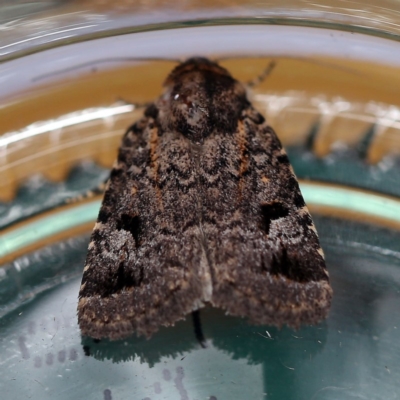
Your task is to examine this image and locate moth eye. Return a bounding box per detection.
[116,214,141,247]
[260,202,289,234]
[174,92,193,108]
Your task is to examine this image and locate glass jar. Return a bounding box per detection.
[1,1,400,399]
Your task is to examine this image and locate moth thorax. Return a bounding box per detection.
[158,87,211,143]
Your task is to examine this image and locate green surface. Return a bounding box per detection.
[0,202,98,260]
[301,184,400,222]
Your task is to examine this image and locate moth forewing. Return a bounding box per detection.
[78,57,332,340]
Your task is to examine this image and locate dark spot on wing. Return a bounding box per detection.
[115,262,143,291]
[285,176,298,192]
[260,202,290,234]
[97,209,110,223]
[277,153,290,164]
[116,214,141,247]
[293,191,306,208]
[145,103,159,119]
[270,247,292,279]
[110,168,124,179]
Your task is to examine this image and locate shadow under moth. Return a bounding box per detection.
[78,58,333,340]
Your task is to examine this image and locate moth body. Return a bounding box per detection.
[78,58,332,340]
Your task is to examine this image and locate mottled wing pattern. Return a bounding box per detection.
[201,107,332,328]
[78,113,209,339]
[78,58,332,340]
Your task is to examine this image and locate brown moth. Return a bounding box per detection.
[77,58,332,340]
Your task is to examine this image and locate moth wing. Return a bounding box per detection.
[78,116,208,340]
[201,111,332,328]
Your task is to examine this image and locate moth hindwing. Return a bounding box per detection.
[78,57,332,340]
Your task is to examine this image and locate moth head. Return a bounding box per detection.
[157,58,248,144]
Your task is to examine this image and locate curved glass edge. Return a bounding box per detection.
[3,4,400,63]
[3,26,400,104]
[0,162,109,230]
[1,181,400,263]
[301,184,400,226]
[0,235,88,318]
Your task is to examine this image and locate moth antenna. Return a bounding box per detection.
[215,55,361,78]
[246,60,277,88]
[191,310,207,348]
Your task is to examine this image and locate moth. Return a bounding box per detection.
[78,58,332,340]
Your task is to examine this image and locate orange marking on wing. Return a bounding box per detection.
[149,127,163,208]
[261,176,270,183]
